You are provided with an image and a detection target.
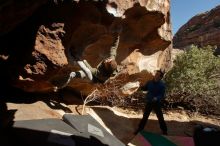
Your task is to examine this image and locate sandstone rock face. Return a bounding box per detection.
[173,5,220,49]
[0,0,172,96]
[0,0,48,36]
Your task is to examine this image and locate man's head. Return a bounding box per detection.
[103,58,117,74]
[154,70,164,81]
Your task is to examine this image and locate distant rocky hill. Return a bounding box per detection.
[173,5,220,52]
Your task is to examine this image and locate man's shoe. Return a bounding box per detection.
[133,130,140,135]
[163,131,168,135]
[53,86,59,92]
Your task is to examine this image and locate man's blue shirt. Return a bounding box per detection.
[142,80,166,102]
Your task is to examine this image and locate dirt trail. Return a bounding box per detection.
[3,91,220,145]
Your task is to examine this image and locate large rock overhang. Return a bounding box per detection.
[0,0,172,95]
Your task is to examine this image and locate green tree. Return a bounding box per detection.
[164,45,220,115]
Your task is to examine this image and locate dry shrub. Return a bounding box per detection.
[82,73,146,113]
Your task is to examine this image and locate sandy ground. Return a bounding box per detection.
[2,90,220,145]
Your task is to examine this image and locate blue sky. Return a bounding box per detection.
[171,0,220,35]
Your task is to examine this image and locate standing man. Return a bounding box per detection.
[134,70,168,135]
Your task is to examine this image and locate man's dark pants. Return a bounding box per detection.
[137,102,167,134]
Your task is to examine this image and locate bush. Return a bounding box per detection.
[164,45,220,115]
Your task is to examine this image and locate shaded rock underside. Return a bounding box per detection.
[0,0,172,96]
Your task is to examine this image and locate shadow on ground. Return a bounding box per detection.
[91,107,220,144]
[0,126,108,146]
[1,86,220,146]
